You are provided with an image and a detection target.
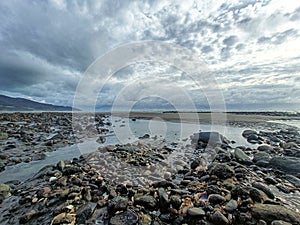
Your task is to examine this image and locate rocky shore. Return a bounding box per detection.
[0,112,300,225]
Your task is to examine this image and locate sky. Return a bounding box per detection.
[0,0,299,111]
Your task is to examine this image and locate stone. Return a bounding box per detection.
[208,194,226,204]
[0,132,8,140]
[57,160,65,171]
[252,182,275,199]
[209,163,235,179]
[269,156,300,174]
[249,187,267,203]
[242,130,257,138]
[271,220,293,225]
[225,199,238,212]
[109,210,139,225]
[187,207,205,216]
[211,211,229,225]
[32,153,46,161]
[0,183,11,203]
[158,188,169,211]
[52,212,75,225]
[191,132,228,145]
[285,174,300,188]
[170,195,182,210]
[253,152,271,163]
[108,196,128,214]
[257,145,273,152]
[234,148,251,162]
[257,220,267,225]
[76,203,97,224]
[252,204,300,224]
[134,195,157,210]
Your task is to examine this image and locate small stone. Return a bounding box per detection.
[208,194,226,204]
[57,160,65,171]
[49,176,58,182]
[108,196,128,214]
[0,183,11,203]
[209,163,235,179]
[225,199,238,212]
[257,145,273,152]
[234,148,251,162]
[257,220,267,225]
[211,211,229,225]
[170,195,182,210]
[187,207,205,216]
[158,188,169,211]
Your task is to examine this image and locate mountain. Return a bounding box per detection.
[0,94,76,111]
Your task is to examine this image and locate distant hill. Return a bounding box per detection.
[0,94,77,111]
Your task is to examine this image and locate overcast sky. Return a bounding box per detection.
[0,0,299,111]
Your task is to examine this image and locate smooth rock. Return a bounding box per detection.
[211,211,229,225]
[192,132,228,145]
[108,196,128,214]
[187,207,205,216]
[208,194,226,204]
[225,199,238,212]
[285,174,300,188]
[252,182,275,199]
[234,148,251,162]
[252,204,300,224]
[209,163,235,179]
[271,220,293,225]
[269,156,300,174]
[158,188,169,211]
[258,145,273,152]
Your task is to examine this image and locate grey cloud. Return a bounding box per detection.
[258,29,298,45]
[223,36,238,47]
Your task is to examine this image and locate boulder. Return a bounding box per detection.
[269,156,300,174]
[191,132,228,145]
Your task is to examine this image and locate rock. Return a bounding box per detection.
[258,145,273,152]
[76,203,97,224]
[191,159,200,169]
[252,182,275,199]
[0,132,8,140]
[253,152,271,163]
[211,211,229,225]
[234,148,251,162]
[271,220,293,225]
[252,204,300,224]
[32,153,46,161]
[208,194,226,204]
[170,195,182,210]
[0,183,11,203]
[242,130,257,138]
[225,199,238,212]
[108,196,128,214]
[257,220,267,225]
[187,207,205,216]
[109,209,139,225]
[269,156,300,174]
[247,134,259,143]
[249,187,267,203]
[134,195,157,210]
[191,132,228,145]
[285,174,300,188]
[52,212,76,225]
[57,160,65,171]
[209,163,235,179]
[158,188,169,211]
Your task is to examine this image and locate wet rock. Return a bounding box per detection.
[211,211,229,225]
[249,187,267,203]
[257,220,267,225]
[187,207,205,216]
[242,130,257,138]
[252,204,300,225]
[192,131,228,145]
[57,160,65,171]
[252,182,275,199]
[209,163,235,179]
[269,156,300,174]
[234,148,251,162]
[109,209,139,225]
[76,203,97,224]
[285,174,300,188]
[253,152,271,163]
[170,195,182,210]
[134,195,157,210]
[32,153,46,161]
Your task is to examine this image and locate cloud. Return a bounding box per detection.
[0,0,299,110]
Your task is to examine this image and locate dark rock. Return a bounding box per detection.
[242,130,257,138]
[191,132,228,145]
[252,182,275,199]
[249,187,267,203]
[109,210,139,225]
[32,153,46,161]
[252,204,300,224]
[76,203,97,224]
[158,188,169,211]
[253,152,271,163]
[211,211,229,225]
[285,174,300,188]
[208,194,226,204]
[257,145,273,152]
[209,163,235,179]
[269,156,300,174]
[134,195,157,210]
[170,195,182,210]
[108,196,128,214]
